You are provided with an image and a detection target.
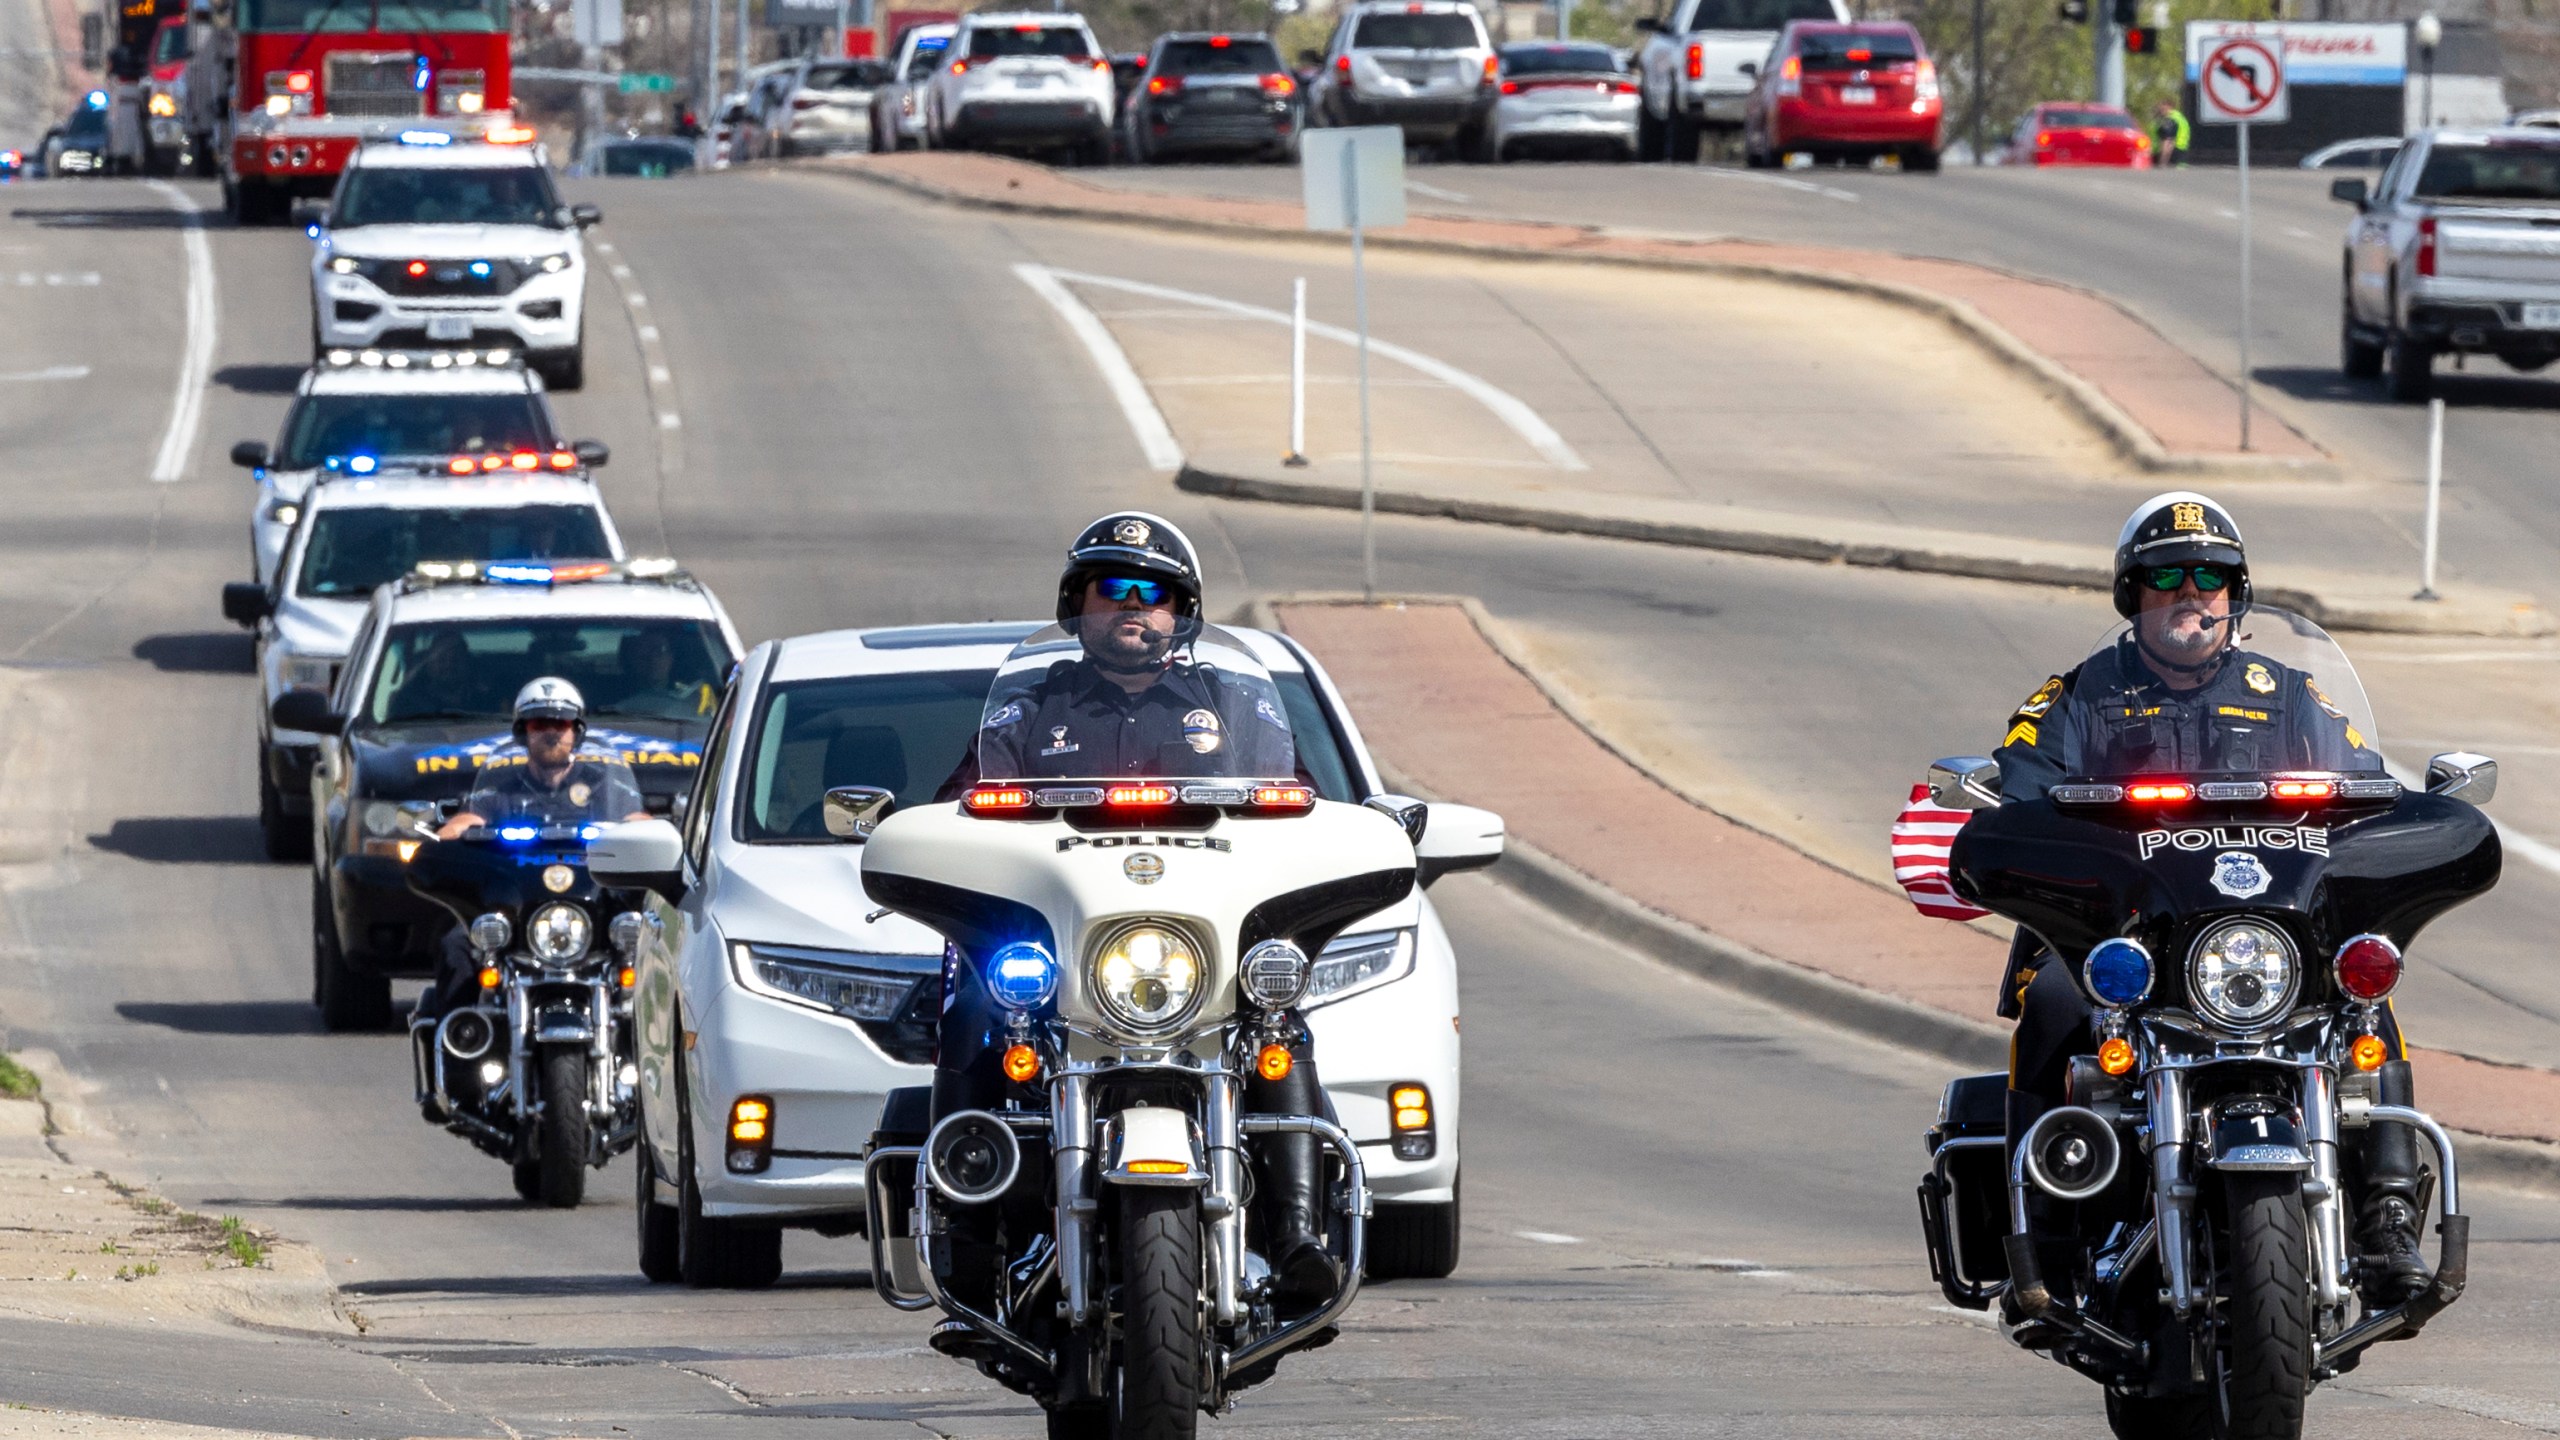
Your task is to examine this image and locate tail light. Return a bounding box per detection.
[1209,33,1231,47]
[1260,72,1295,96]
[1088,56,1109,70]
[1914,57,1939,103]
[1482,53,1498,84]
[1147,74,1182,96]
[1335,53,1351,76]
[949,57,972,74]
[1776,54,1800,97]
[1845,47,1871,62]
[1686,42,1703,81]
[2334,935,2403,1003]
[2036,129,2054,148]
[284,69,313,94]
[1499,79,1519,94]
[2417,216,2438,277]
[1613,79,1638,93]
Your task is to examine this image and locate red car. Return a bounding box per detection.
[1742,21,1941,172]
[2002,103,2153,167]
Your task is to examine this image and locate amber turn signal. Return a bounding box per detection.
[1002,1043,1041,1083]
[2352,1034,2389,1072]
[2097,1037,2136,1077]
[476,965,501,990]
[1255,1043,1293,1081]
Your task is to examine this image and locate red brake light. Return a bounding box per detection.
[1105,784,1179,807]
[1612,79,1638,93]
[964,786,1034,812]
[1252,785,1315,810]
[1335,53,1351,75]
[285,69,313,93]
[2126,781,2194,803]
[1147,74,1176,94]
[949,57,970,73]
[406,260,429,277]
[2334,936,2403,1003]
[1846,47,1871,61]
[2037,130,2054,147]
[2270,779,2335,801]
[1500,79,1519,93]
[1209,33,1230,46]
[1260,72,1295,95]
[2417,216,2438,277]
[1686,42,1703,80]
[1089,55,1108,69]
[1482,54,1498,81]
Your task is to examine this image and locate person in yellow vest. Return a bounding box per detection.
[2153,100,2190,167]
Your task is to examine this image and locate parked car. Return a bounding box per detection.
[706,90,749,167]
[771,58,891,156]
[1120,31,1299,164]
[1304,0,1497,155]
[869,24,955,152]
[1636,0,1845,162]
[572,136,698,177]
[2001,102,2150,168]
[1482,41,1638,162]
[1740,19,1941,171]
[732,61,806,163]
[924,11,1114,163]
[2336,127,2560,400]
[2300,135,2401,169]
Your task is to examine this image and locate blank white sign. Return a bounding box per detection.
[1302,127,1405,232]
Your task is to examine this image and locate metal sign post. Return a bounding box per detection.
[2195,31,2288,453]
[1301,127,1405,603]
[1286,277,1309,468]
[2417,397,2445,601]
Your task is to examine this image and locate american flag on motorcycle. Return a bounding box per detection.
[1893,783,1990,921]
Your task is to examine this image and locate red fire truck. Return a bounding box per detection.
[186,0,521,224]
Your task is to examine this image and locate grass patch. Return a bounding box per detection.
[0,1051,39,1100]
[219,1216,266,1269]
[112,1262,157,1281]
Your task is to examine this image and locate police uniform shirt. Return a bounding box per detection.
[463,753,644,825]
[1993,637,2370,802]
[975,659,1294,781]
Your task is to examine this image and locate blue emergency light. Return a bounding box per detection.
[397,129,453,146]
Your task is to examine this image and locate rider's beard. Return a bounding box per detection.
[2140,600,2226,672]
[1087,611,1173,672]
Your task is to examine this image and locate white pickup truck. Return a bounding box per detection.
[1634,0,1845,161]
[2336,127,2560,401]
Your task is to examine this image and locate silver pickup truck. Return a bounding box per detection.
[2335,127,2560,401]
[1634,0,1844,162]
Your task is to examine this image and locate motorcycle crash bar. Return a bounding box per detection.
[2318,1102,2470,1366]
[2002,1114,2145,1364]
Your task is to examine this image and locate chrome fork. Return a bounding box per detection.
[1051,1070,1097,1325]
[2147,1067,2198,1315]
[1206,1072,1245,1326]
[2300,1065,2349,1311]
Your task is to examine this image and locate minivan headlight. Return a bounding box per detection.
[730,941,931,1022]
[1090,922,1202,1034]
[1302,928,1414,1007]
[2189,919,2297,1029]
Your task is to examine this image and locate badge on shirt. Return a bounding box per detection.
[2243,663,2276,696]
[542,863,576,894]
[569,782,592,807]
[1182,708,1223,754]
[1041,725,1080,758]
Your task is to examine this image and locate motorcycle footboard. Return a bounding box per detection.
[2318,1104,2469,1368]
[1225,1112,1369,1381]
[862,1146,934,1311]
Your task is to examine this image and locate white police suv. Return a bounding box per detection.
[230,349,607,587]
[311,135,598,391]
[593,621,1502,1287]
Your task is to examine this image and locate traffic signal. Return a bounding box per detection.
[2124,25,2156,52]
[2109,0,2137,24]
[2057,0,2088,22]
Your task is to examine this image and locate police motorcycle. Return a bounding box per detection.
[405,756,650,1208]
[853,624,1417,1439]
[1915,608,2499,1440]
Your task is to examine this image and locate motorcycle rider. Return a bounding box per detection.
[415,678,647,1026]
[1989,492,2430,1303]
[935,512,1341,1306]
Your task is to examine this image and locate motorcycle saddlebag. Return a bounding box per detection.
[1919,1072,2011,1308]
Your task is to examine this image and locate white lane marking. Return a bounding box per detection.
[637,324,660,340]
[145,181,214,484]
[1406,180,1471,203]
[2285,226,2314,239]
[1682,166,1859,203]
[610,264,634,278]
[1013,263,1184,471]
[2147,192,2174,204]
[13,272,101,286]
[2216,207,2239,219]
[2384,754,2560,879]
[626,292,648,306]
[1514,1230,1582,1244]
[1041,266,1588,471]
[648,365,672,383]
[658,413,681,429]
[0,365,89,382]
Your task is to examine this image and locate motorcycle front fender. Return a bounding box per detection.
[2205,1105,2312,1172]
[1100,1105,1208,1187]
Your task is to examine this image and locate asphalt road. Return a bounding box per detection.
[1,168,2558,1435]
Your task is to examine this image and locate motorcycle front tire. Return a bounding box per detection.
[1113,1187,1203,1440]
[2105,1388,2214,1440]
[2219,1173,2313,1440]
[535,1046,588,1208]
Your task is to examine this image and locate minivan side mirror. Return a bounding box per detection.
[2330,176,2370,208]
[221,581,273,627]
[572,438,610,468]
[1927,756,2002,811]
[268,688,342,735]
[822,786,897,840]
[2425,752,2497,803]
[1416,801,1503,887]
[588,818,688,904]
[230,439,269,469]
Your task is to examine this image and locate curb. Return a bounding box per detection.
[1202,467,2552,639]
[819,156,2330,480]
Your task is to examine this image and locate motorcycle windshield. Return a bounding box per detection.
[976,622,1298,783]
[2054,607,2383,781]
[458,750,645,830]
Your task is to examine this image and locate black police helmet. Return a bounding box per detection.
[1054,511,1203,628]
[2111,491,2250,619]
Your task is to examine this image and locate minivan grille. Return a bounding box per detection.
[327,52,424,118]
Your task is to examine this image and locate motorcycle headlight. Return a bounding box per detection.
[526,902,592,964]
[1302,928,1415,1008]
[1240,939,1311,1010]
[1090,922,1202,1034]
[468,911,511,954]
[2188,919,2297,1029]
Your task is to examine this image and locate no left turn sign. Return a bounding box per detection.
[2199,35,2289,124]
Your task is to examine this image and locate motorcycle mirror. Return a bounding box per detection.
[1363,793,1428,845]
[587,818,686,904]
[1927,756,2002,811]
[2425,752,2498,804]
[1415,801,1503,887]
[823,785,897,840]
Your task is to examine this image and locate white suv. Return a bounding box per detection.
[311,137,599,391]
[1307,0,1498,153]
[1635,0,1848,161]
[925,12,1114,164]
[600,621,1503,1287]
[222,470,623,861]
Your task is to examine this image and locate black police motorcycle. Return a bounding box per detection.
[1914,610,2499,1440]
[404,761,649,1208]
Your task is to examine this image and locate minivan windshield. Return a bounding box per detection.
[294,505,612,597]
[1352,12,1481,48]
[965,24,1092,59]
[278,392,552,467]
[1689,0,1836,29]
[332,165,560,228]
[2415,140,2560,203]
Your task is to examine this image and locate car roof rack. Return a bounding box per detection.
[396,557,693,594]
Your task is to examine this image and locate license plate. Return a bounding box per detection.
[425,314,471,341]
[1841,85,1875,104]
[2524,303,2560,329]
[1013,74,1045,89]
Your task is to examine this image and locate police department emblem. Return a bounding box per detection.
[983,700,1023,729]
[1123,852,1164,884]
[2172,502,2207,532]
[2244,663,2276,696]
[1113,518,1153,546]
[2209,851,2272,900]
[1182,708,1223,754]
[569,782,592,806]
[542,864,577,894]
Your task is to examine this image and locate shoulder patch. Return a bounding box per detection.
[982,700,1023,730]
[2306,678,2347,720]
[2002,719,2040,749]
[1254,696,1286,728]
[2013,676,2064,720]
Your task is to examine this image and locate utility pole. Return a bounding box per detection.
[2415,12,2440,129]
[2096,0,2126,107]
[1968,0,1983,163]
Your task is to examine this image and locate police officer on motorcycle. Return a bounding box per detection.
[936,512,1342,1305]
[1991,492,2430,1303]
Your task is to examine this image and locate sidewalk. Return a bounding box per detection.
[1270,596,2560,1180]
[823,151,2322,475]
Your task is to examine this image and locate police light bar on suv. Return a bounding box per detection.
[324,347,520,370]
[2047,773,2402,805]
[443,448,582,475]
[962,781,1316,815]
[401,556,689,590]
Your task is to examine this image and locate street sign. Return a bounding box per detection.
[2198,34,2288,124]
[572,0,622,48]
[1301,128,1404,232]
[617,72,677,93]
